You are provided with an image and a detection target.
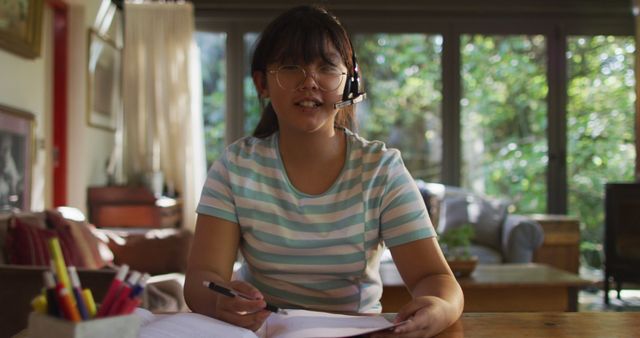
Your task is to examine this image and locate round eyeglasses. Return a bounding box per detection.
[268,65,347,92]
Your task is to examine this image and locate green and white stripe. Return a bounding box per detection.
[197,128,435,313]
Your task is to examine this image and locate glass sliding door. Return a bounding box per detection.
[460,35,548,213]
[353,34,443,182]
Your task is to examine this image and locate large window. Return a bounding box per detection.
[354,34,443,182]
[243,33,260,135]
[195,32,226,167]
[566,36,636,266]
[194,2,636,269]
[460,35,548,213]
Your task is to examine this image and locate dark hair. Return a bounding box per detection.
[251,5,357,138]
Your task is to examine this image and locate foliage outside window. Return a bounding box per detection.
[567,36,636,268]
[244,33,260,136]
[354,34,443,182]
[460,35,548,214]
[196,32,226,167]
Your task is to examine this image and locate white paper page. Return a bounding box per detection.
[138,312,258,338]
[134,307,159,326]
[266,309,396,338]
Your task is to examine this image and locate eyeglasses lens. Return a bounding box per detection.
[276,66,344,92]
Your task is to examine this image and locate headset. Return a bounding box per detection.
[334,40,367,109]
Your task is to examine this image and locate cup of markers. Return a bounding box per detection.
[31,237,149,321]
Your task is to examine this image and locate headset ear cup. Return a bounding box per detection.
[353,74,360,96]
[342,76,352,101]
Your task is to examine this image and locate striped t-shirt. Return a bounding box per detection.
[196,128,435,313]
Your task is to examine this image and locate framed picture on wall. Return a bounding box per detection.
[87,29,121,132]
[0,0,44,58]
[0,104,34,212]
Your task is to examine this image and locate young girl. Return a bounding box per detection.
[184,5,463,337]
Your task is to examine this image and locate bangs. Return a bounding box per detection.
[263,12,351,68]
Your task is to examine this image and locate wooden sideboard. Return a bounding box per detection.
[530,214,581,274]
[87,186,181,228]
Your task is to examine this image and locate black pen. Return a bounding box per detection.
[202,280,288,315]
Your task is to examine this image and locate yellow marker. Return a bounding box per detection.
[82,288,97,318]
[48,238,71,290]
[31,294,47,314]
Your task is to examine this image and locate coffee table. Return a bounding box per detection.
[379,263,592,312]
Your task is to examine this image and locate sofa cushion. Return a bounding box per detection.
[439,194,509,251]
[70,220,114,268]
[5,217,83,267]
[469,244,502,264]
[5,218,54,266]
[45,211,85,267]
[1,212,48,264]
[48,209,114,269]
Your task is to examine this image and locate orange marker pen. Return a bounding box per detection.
[57,286,81,322]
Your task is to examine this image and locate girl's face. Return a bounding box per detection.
[255,41,348,136]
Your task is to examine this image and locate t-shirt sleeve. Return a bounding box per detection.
[196,151,239,224]
[379,151,436,247]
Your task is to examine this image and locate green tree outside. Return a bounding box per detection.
[196,32,226,167]
[567,36,636,268]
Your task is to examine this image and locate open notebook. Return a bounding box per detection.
[136,308,401,338]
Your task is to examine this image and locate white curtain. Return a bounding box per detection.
[123,2,205,231]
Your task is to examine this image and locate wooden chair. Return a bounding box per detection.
[604,182,640,304]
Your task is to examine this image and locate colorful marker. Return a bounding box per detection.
[82,288,97,318]
[31,294,47,314]
[57,286,81,322]
[48,238,71,290]
[43,270,61,317]
[68,267,90,320]
[106,271,141,316]
[96,264,129,317]
[120,273,149,314]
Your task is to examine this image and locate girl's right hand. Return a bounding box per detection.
[214,280,272,331]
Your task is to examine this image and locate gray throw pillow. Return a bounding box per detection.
[439,194,509,251]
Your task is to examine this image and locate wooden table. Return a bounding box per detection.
[433,312,640,338]
[380,263,592,312]
[15,312,638,338]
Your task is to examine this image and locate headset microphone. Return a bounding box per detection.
[334,93,366,109]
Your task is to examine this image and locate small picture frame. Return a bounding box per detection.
[0,0,44,58]
[87,29,121,132]
[0,104,34,212]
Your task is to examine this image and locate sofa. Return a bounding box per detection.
[0,208,193,338]
[415,180,544,264]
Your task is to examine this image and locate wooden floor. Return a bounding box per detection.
[380,263,592,312]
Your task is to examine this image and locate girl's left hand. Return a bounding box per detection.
[370,296,453,338]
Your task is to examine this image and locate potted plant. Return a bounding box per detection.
[438,223,478,277]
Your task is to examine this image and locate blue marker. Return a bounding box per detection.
[68,267,90,320]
